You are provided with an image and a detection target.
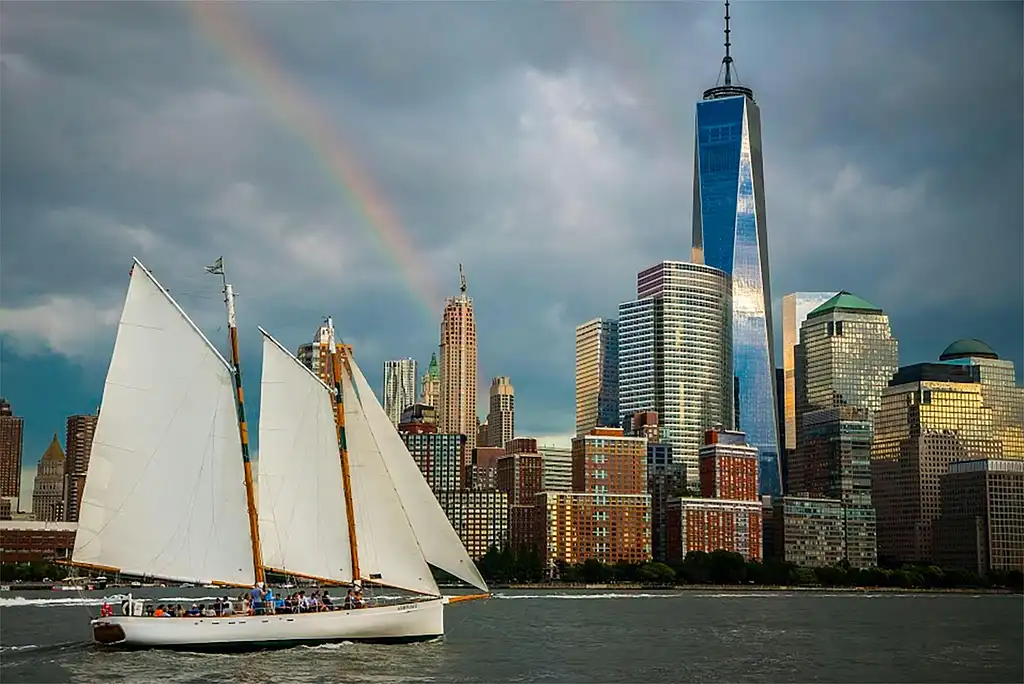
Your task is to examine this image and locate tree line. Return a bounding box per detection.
[475,547,1024,591]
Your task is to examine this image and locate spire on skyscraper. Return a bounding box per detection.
[703,0,754,101]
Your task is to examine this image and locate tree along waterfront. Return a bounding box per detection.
[474,547,1024,592]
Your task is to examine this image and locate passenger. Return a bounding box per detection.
[322,590,334,611]
[344,588,355,610]
[202,604,216,617]
[250,582,265,615]
[144,604,155,617]
[213,598,223,615]
[153,605,166,617]
[186,603,201,617]
[354,585,365,609]
[263,586,276,615]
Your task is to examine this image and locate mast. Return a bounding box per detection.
[206,257,264,585]
[325,317,361,581]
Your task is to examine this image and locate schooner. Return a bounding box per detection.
[72,259,488,650]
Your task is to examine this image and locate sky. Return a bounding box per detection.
[2,1,1022,507]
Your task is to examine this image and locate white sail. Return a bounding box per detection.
[72,260,255,586]
[347,354,489,593]
[257,329,353,584]
[339,358,439,596]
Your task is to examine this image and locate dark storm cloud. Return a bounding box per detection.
[2,0,1021,470]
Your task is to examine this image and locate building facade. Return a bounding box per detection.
[699,428,759,501]
[0,521,78,562]
[296,322,354,385]
[436,489,509,559]
[618,261,732,484]
[398,425,465,494]
[0,398,24,510]
[647,441,683,562]
[667,498,763,562]
[32,434,66,522]
[439,272,479,450]
[571,428,647,496]
[383,358,418,426]
[537,491,652,568]
[933,458,1024,574]
[485,376,515,449]
[575,319,620,436]
[420,352,440,408]
[781,292,837,452]
[539,446,572,493]
[691,47,781,496]
[467,446,504,491]
[64,413,98,523]
[763,496,846,567]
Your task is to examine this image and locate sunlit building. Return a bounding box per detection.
[420,353,440,408]
[484,376,515,448]
[575,319,619,436]
[439,268,479,449]
[782,292,837,452]
[32,434,66,522]
[0,398,24,512]
[383,358,418,426]
[64,413,98,523]
[297,322,355,385]
[436,489,508,559]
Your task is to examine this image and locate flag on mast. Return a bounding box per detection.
[205,257,224,275]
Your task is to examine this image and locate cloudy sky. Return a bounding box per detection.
[2,1,1022,503]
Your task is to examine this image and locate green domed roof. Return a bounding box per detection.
[939,339,998,361]
[807,291,883,318]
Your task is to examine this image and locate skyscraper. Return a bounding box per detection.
[0,399,24,510]
[439,265,479,449]
[382,358,418,426]
[782,292,837,452]
[691,1,781,496]
[420,352,440,407]
[32,434,66,522]
[64,413,98,523]
[297,322,354,385]
[486,376,515,449]
[618,261,732,484]
[575,319,619,436]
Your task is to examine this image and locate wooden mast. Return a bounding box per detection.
[325,317,361,582]
[208,257,265,586]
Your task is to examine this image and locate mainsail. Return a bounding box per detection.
[257,330,353,584]
[71,260,255,586]
[347,354,489,593]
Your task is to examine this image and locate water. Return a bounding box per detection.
[1,589,1021,683]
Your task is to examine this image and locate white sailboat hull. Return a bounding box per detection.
[91,599,444,651]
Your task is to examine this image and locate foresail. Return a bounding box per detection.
[340,361,439,597]
[348,355,489,593]
[71,260,255,586]
[257,329,353,585]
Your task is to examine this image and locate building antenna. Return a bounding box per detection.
[459,263,467,295]
[723,0,733,86]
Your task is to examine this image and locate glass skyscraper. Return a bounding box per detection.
[691,73,780,495]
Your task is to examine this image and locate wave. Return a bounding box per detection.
[492,592,687,600]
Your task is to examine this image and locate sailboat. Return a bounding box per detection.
[74,258,488,650]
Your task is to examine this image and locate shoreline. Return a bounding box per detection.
[491,583,1020,595]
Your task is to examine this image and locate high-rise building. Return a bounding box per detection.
[297,322,354,385]
[782,292,837,452]
[690,3,781,497]
[0,399,24,511]
[485,376,515,449]
[439,266,478,450]
[497,439,543,551]
[420,352,441,408]
[64,413,98,523]
[383,358,418,426]
[32,434,66,522]
[538,446,572,493]
[699,428,759,502]
[933,458,1024,574]
[436,489,509,559]
[871,363,1003,564]
[575,319,620,436]
[618,261,732,484]
[398,425,465,494]
[642,421,682,563]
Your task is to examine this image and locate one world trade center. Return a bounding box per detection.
[692,1,782,497]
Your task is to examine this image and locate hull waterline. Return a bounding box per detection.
[91,599,445,651]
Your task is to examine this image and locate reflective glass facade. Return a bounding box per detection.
[575,319,620,436]
[782,292,837,451]
[692,94,780,496]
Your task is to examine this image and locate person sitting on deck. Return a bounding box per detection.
[262,586,276,614]
[344,588,356,610]
[153,605,167,617]
[353,584,365,609]
[201,604,216,617]
[186,604,201,617]
[321,590,334,611]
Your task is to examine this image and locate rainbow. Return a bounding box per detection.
[188,3,444,318]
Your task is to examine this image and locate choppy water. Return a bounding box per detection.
[1,588,1021,683]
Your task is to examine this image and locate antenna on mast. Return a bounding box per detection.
[459,263,467,295]
[723,0,733,86]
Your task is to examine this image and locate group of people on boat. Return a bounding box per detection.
[113,581,370,618]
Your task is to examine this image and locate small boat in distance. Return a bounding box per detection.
[73,258,488,650]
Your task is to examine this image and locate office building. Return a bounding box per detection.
[575,319,620,436]
[0,399,24,510]
[0,520,79,563]
[467,446,504,491]
[485,376,515,449]
[572,428,647,496]
[436,489,509,559]
[32,434,66,522]
[539,446,572,493]
[699,428,759,501]
[618,261,732,484]
[439,266,479,449]
[296,322,355,385]
[647,440,682,562]
[64,413,98,523]
[872,363,1003,564]
[691,3,781,496]
[398,423,465,495]
[497,439,543,551]
[383,358,418,426]
[420,352,440,408]
[934,459,1024,574]
[782,292,837,452]
[399,403,437,428]
[763,496,846,567]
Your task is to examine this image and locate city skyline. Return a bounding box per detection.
[2,2,1021,492]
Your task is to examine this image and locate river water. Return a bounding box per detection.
[1,588,1020,683]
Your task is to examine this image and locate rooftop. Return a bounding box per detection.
[807,291,883,318]
[939,338,999,361]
